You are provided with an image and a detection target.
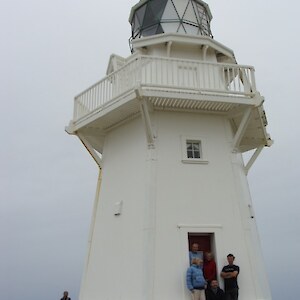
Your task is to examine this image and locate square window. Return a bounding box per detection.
[181,136,209,164]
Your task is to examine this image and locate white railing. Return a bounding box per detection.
[73,56,256,121]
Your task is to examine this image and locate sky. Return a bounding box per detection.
[1,1,299,300]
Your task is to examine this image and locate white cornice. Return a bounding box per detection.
[132,33,236,63]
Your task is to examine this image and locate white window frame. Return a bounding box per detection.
[181,135,209,164]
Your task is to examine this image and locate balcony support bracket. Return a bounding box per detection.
[232,107,252,152]
[136,88,155,148]
[244,145,264,175]
[77,132,103,169]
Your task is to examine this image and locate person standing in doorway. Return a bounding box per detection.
[220,254,239,300]
[60,291,71,300]
[186,258,207,300]
[189,243,203,265]
[203,252,217,284]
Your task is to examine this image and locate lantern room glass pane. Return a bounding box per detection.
[134,15,140,32]
[142,24,159,37]
[143,5,157,28]
[130,0,212,40]
[161,0,179,20]
[182,1,198,25]
[161,22,180,33]
[149,0,168,21]
[177,24,186,34]
[156,24,164,34]
[184,23,199,35]
[136,4,147,25]
[171,0,189,18]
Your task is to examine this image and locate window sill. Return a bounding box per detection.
[181,159,209,164]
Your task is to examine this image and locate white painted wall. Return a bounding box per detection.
[143,41,217,63]
[78,20,271,299]
[79,110,271,300]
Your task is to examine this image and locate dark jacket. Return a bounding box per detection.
[205,287,225,300]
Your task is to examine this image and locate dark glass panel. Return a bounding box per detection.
[194,150,200,158]
[136,4,147,25]
[187,150,193,158]
[156,24,164,34]
[192,143,200,151]
[149,0,168,22]
[141,24,159,37]
[142,4,157,28]
[134,14,140,32]
[134,14,140,27]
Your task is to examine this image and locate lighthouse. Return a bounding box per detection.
[66,1,273,299]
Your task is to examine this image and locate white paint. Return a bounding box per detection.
[76,109,272,300]
[70,3,272,300]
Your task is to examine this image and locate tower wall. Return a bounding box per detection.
[80,118,147,300]
[138,41,218,63]
[79,110,271,300]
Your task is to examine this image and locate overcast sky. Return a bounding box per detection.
[1,1,299,300]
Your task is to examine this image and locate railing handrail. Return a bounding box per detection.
[73,55,256,122]
[75,55,255,99]
[74,56,141,99]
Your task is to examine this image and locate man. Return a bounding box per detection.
[60,291,71,300]
[186,258,207,300]
[189,243,203,265]
[205,280,225,300]
[203,252,217,283]
[220,254,239,300]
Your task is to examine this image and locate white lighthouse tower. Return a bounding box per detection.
[66,1,273,299]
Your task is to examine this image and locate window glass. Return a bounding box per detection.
[182,1,198,25]
[130,0,212,40]
[136,4,147,25]
[186,141,201,159]
[161,22,181,33]
[161,0,179,20]
[177,24,186,34]
[183,23,199,35]
[143,5,157,28]
[156,24,164,34]
[142,24,159,37]
[134,15,140,32]
[149,0,168,22]
[171,0,189,18]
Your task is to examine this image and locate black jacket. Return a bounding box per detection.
[205,287,225,300]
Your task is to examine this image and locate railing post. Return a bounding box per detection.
[250,68,257,93]
[73,98,78,121]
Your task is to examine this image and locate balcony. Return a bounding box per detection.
[73,55,257,122]
[68,55,271,153]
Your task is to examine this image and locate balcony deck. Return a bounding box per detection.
[68,55,271,153]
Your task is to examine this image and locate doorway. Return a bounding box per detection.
[188,232,216,262]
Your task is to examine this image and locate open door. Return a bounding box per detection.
[188,232,212,254]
